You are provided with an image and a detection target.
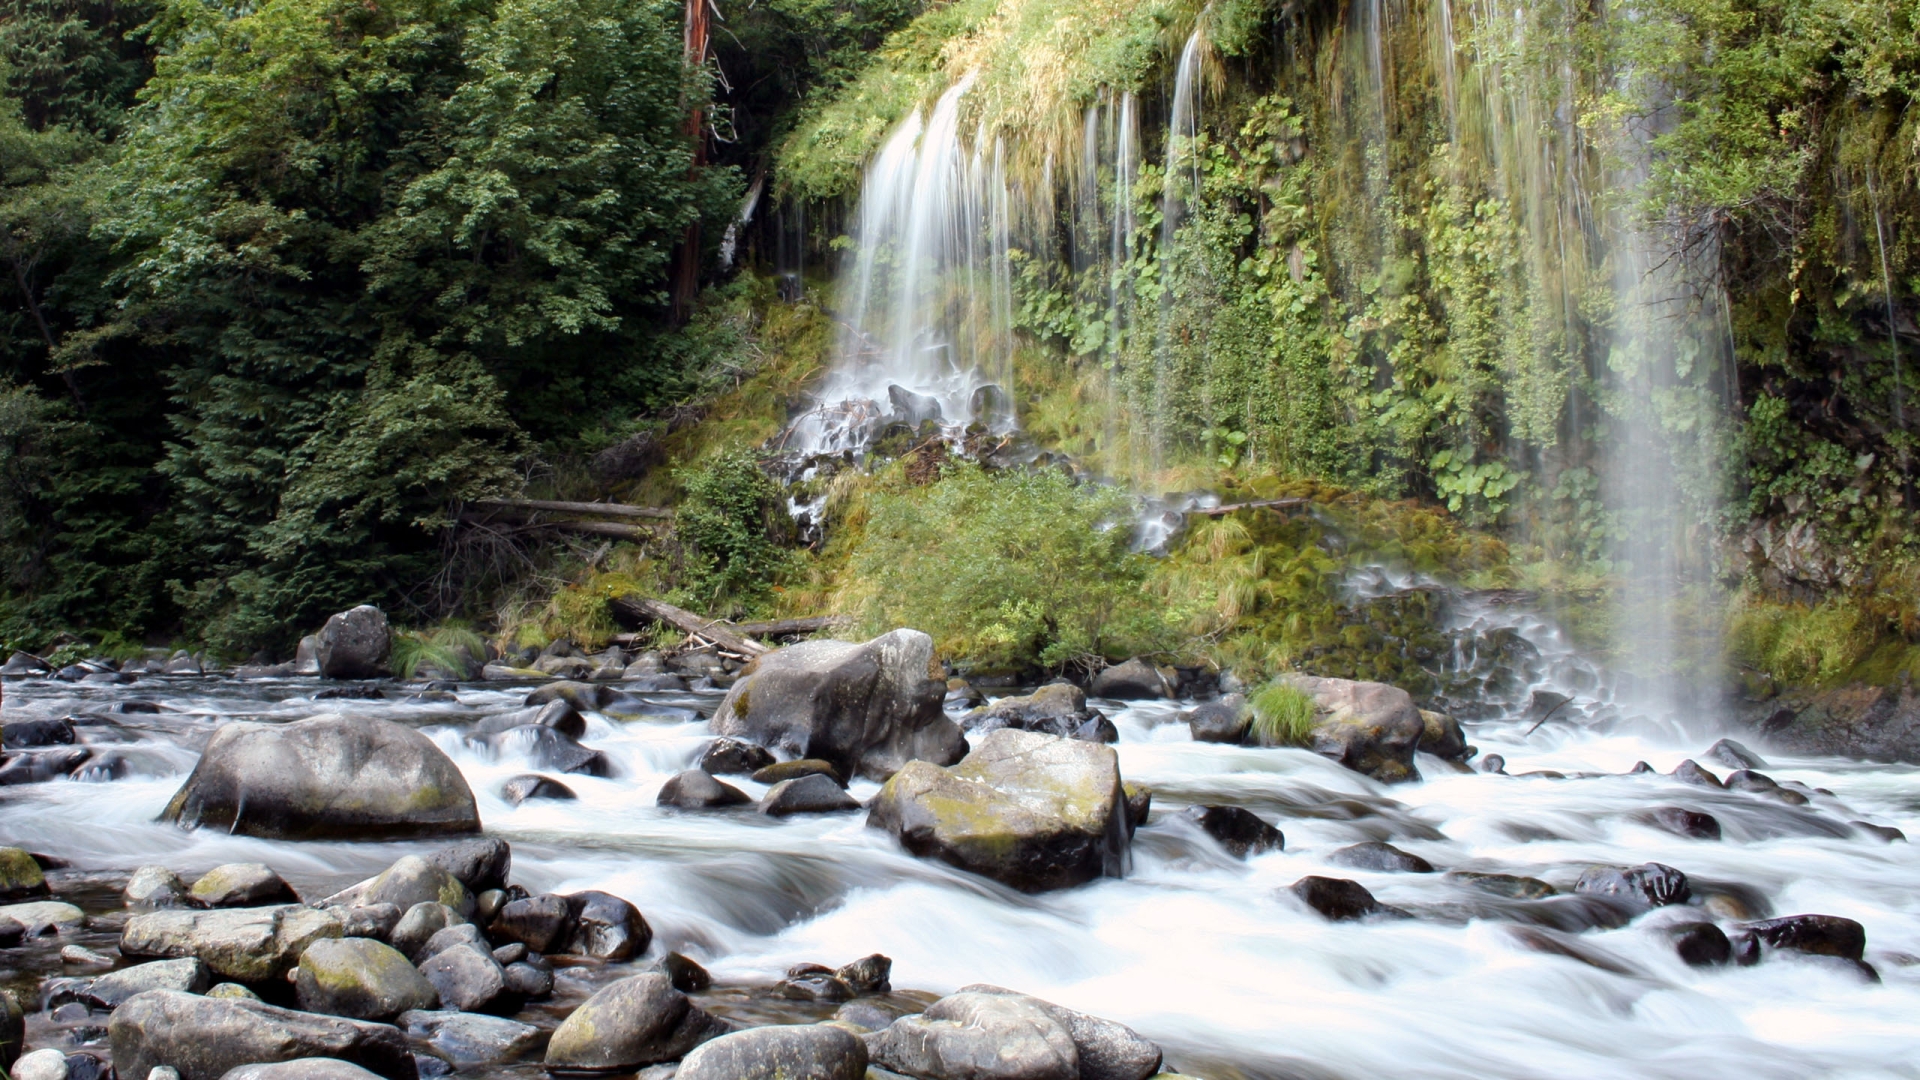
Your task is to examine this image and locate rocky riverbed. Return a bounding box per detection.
[0,602,1916,1080]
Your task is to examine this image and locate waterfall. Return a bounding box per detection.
[786,72,1016,456]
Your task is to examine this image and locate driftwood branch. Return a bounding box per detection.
[474,498,673,519]
[1189,497,1309,517]
[609,595,770,656]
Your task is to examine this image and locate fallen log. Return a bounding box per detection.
[473,498,674,520]
[1189,497,1309,517]
[458,514,663,542]
[608,595,770,657]
[733,615,852,638]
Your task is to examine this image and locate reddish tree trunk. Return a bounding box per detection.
[670,0,712,323]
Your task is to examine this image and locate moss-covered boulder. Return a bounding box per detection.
[161,715,479,840]
[108,990,415,1080]
[295,938,438,1021]
[120,905,341,982]
[190,863,298,908]
[543,973,729,1072]
[0,848,48,901]
[867,728,1130,892]
[362,857,474,919]
[1283,675,1427,783]
[710,629,967,782]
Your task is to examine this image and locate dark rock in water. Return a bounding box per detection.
[565,891,649,961]
[391,904,465,961]
[1667,922,1733,967]
[425,838,511,895]
[1724,769,1777,792]
[502,961,552,1000]
[190,863,299,907]
[296,938,438,1021]
[542,973,729,1073]
[1446,871,1556,900]
[1416,710,1468,760]
[1183,696,1250,744]
[1573,862,1690,909]
[1090,658,1171,700]
[472,701,585,741]
[523,681,614,712]
[487,725,611,777]
[0,747,92,785]
[698,738,776,777]
[109,700,162,714]
[710,630,967,783]
[868,729,1129,893]
[656,952,711,993]
[835,953,891,994]
[65,1053,108,1080]
[774,973,854,1002]
[867,991,1077,1080]
[963,684,1114,743]
[0,847,48,901]
[1669,759,1724,788]
[1852,821,1906,843]
[886,384,944,426]
[1283,675,1426,784]
[1327,841,1433,873]
[490,943,525,965]
[1735,914,1866,960]
[658,769,751,809]
[399,1010,542,1067]
[1122,783,1151,835]
[2,718,74,749]
[1,651,48,676]
[969,383,1012,422]
[834,1000,907,1033]
[411,1053,453,1079]
[314,685,385,701]
[751,758,844,786]
[501,774,575,805]
[161,715,479,840]
[1287,876,1402,921]
[760,774,861,816]
[418,943,517,1015]
[676,1023,868,1080]
[1706,738,1766,770]
[1480,754,1507,774]
[317,605,392,680]
[1178,805,1283,858]
[488,895,573,955]
[1505,926,1636,976]
[107,989,416,1080]
[0,988,20,1068]
[1645,806,1722,841]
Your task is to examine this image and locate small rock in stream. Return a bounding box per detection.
[543,973,730,1073]
[1644,806,1722,841]
[1177,805,1284,858]
[123,866,189,910]
[423,838,511,895]
[836,953,892,993]
[0,848,49,901]
[565,891,650,961]
[655,952,711,993]
[1666,922,1733,967]
[675,1023,869,1080]
[760,774,861,816]
[1326,841,1433,873]
[698,738,776,777]
[83,958,212,1009]
[363,857,473,919]
[1573,862,1690,910]
[2,718,75,748]
[501,774,576,805]
[190,864,299,908]
[108,989,415,1080]
[1669,760,1724,788]
[1182,696,1250,744]
[657,769,752,809]
[400,1010,541,1066]
[1287,876,1406,921]
[418,924,488,960]
[751,758,844,786]
[221,1061,387,1080]
[1446,871,1556,900]
[59,945,113,967]
[13,1049,68,1080]
[1705,738,1767,771]
[418,943,518,1015]
[296,938,438,1021]
[1851,821,1906,843]
[488,895,572,954]
[391,903,466,961]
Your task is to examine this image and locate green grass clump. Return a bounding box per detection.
[391,625,488,678]
[1248,680,1317,747]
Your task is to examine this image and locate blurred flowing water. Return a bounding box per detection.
[1,588,1916,1078]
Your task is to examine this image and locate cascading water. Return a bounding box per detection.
[784,73,1018,456]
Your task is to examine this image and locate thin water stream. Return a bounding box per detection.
[1,590,1915,1079]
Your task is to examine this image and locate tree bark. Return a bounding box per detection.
[669,0,713,323]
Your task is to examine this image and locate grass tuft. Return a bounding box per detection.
[1248,680,1317,747]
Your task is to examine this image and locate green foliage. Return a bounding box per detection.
[849,464,1176,671]
[390,623,487,677]
[1248,680,1315,747]
[673,449,791,614]
[1,0,154,136]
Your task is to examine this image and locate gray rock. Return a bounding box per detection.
[398,1010,540,1066]
[1706,737,1767,770]
[958,985,1162,1080]
[62,943,114,965]
[675,1024,867,1080]
[1645,806,1723,841]
[339,904,404,943]
[657,769,751,809]
[501,774,576,804]
[1090,658,1171,700]
[542,973,729,1072]
[564,891,649,961]
[698,738,775,776]
[867,729,1129,892]
[190,864,298,908]
[83,958,212,1009]
[501,961,552,1000]
[709,630,967,783]
[120,905,341,982]
[486,895,571,954]
[316,606,391,680]
[390,903,465,961]
[1282,675,1427,783]
[655,952,711,993]
[363,857,474,919]
[868,991,1077,1080]
[761,774,862,817]
[219,1062,385,1080]
[1326,841,1433,873]
[523,681,613,712]
[1183,696,1250,744]
[108,990,416,1080]
[485,725,611,777]
[962,684,1112,742]
[751,759,844,786]
[417,944,515,1015]
[13,1049,68,1080]
[418,924,488,960]
[1573,862,1691,910]
[0,651,48,676]
[163,655,204,675]
[292,635,322,676]
[160,715,479,840]
[424,839,511,895]
[472,701,585,741]
[296,938,438,1021]
[0,899,84,935]
[1177,805,1283,859]
[836,953,891,994]
[1417,710,1468,760]
[3,718,74,748]
[124,866,190,909]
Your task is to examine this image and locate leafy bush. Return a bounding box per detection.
[391,624,488,678]
[1248,680,1316,747]
[673,449,791,614]
[848,464,1175,671]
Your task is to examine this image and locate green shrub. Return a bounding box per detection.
[848,464,1175,671]
[673,449,791,615]
[1248,680,1316,747]
[391,624,488,678]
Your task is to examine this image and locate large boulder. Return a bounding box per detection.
[957,986,1162,1080]
[120,906,341,982]
[1089,658,1171,700]
[709,630,967,782]
[295,938,438,1021]
[316,606,391,680]
[109,990,415,1080]
[161,715,479,840]
[1283,675,1426,783]
[675,1024,868,1080]
[867,729,1129,892]
[543,973,729,1072]
[868,991,1078,1080]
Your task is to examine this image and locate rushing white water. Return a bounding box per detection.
[2,593,1915,1078]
